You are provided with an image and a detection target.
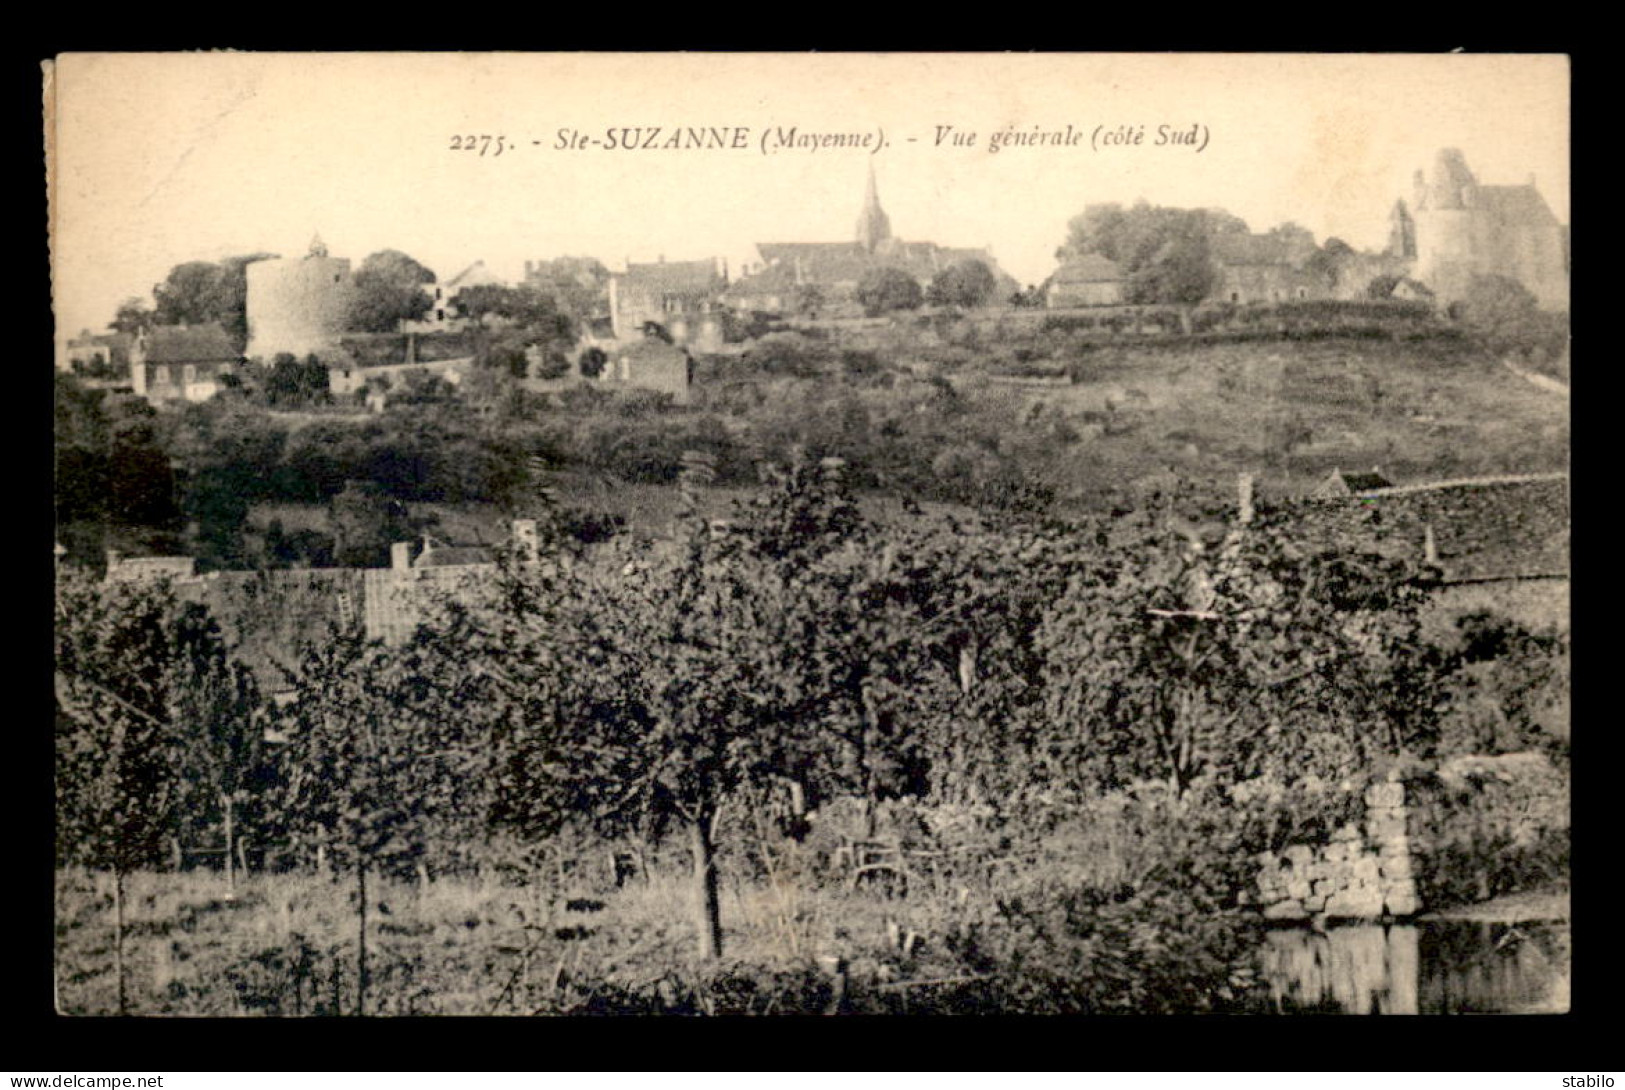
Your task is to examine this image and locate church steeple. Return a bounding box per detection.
[855,162,892,254]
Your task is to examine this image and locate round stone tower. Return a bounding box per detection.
[1411,149,1479,305]
[245,234,355,360]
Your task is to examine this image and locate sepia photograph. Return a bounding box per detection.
[46,51,1570,1018]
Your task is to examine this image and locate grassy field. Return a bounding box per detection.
[54,844,1036,1016]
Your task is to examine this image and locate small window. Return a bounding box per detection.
[334,274,341,283]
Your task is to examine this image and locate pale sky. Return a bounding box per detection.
[48,52,1569,339]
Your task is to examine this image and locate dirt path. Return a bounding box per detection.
[1502,359,1570,396]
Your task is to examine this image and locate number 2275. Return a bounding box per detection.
[449,135,507,157]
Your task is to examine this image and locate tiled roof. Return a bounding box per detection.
[415,545,495,568]
[1340,470,1393,493]
[1475,186,1559,226]
[143,323,240,365]
[620,259,724,295]
[722,263,801,300]
[1052,254,1124,283]
[445,260,504,291]
[69,331,136,353]
[1295,475,1569,582]
[1211,233,1295,267]
[753,241,996,287]
[106,557,197,582]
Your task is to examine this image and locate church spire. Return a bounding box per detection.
[855,161,892,254]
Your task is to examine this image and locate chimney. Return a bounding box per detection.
[1423,523,1439,566]
[391,541,412,571]
[1237,473,1255,525]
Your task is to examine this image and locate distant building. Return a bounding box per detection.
[720,261,801,314]
[1312,466,1394,499]
[1208,233,1318,304]
[63,329,135,375]
[1324,250,1415,302]
[608,257,727,349]
[1387,278,1436,304]
[1046,254,1127,307]
[1393,148,1569,311]
[404,260,506,333]
[245,235,355,360]
[130,322,241,403]
[732,164,1011,311]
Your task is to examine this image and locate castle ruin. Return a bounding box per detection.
[1392,149,1568,311]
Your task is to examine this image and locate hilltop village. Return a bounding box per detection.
[62,149,1567,405]
[55,142,1570,725]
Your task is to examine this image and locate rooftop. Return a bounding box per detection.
[141,322,240,365]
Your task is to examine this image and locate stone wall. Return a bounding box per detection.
[1247,752,1568,922]
[1250,781,1420,922]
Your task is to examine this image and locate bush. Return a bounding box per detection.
[856,267,924,317]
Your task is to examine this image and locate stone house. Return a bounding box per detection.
[64,329,136,375]
[608,257,727,349]
[402,260,507,334]
[1046,253,1127,307]
[1209,233,1319,304]
[130,322,242,403]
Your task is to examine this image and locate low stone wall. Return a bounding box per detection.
[1250,781,1420,921]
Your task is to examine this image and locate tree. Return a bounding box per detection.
[521,256,611,321]
[855,266,923,317]
[110,297,155,337]
[1265,222,1318,265]
[105,395,180,528]
[264,353,332,407]
[1305,238,1356,290]
[791,283,826,316]
[1454,274,1568,363]
[347,250,436,333]
[444,458,890,960]
[454,285,577,370]
[152,254,272,352]
[55,571,246,1012]
[329,481,414,568]
[926,260,998,308]
[272,633,497,1013]
[1039,508,1440,803]
[1055,202,1239,305]
[169,609,263,898]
